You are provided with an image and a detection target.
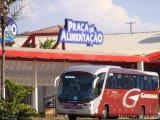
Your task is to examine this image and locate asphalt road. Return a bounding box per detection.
[37,113,160,120]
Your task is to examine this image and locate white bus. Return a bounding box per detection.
[55,65,159,120]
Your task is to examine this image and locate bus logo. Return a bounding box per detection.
[122,88,158,109]
[122,88,140,108]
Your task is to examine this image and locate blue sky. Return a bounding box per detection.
[16,0,160,34]
[113,0,160,24]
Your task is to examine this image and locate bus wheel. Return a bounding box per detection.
[138,107,145,119]
[68,115,77,120]
[99,107,108,120]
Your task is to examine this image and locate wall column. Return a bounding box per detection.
[137,61,144,71]
[32,60,38,111]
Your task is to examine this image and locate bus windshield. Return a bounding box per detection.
[57,71,96,101]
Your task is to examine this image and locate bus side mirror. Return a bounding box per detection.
[92,77,99,89]
[54,76,60,87]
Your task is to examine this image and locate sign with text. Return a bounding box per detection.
[58,19,103,46]
[0,16,18,43]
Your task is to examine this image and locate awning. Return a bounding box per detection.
[147,51,160,62]
[0,47,149,62]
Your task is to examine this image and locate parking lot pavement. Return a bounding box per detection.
[37,113,160,120]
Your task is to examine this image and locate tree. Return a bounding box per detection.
[39,38,54,49]
[0,80,39,120]
[0,0,31,99]
[0,0,27,19]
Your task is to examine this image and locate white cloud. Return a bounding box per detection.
[44,0,130,33]
[21,0,160,33]
[126,16,160,32]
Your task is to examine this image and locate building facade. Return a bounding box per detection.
[1,26,160,113]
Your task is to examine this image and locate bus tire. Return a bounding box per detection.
[99,106,108,120]
[138,106,145,119]
[68,115,77,120]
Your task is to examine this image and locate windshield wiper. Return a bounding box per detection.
[63,87,78,100]
[64,88,73,99]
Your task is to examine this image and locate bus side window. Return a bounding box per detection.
[144,76,149,90]
[133,75,137,88]
[140,75,144,90]
[117,74,122,88]
[129,75,134,89]
[136,75,141,89]
[152,76,158,90]
[113,74,118,88]
[124,74,129,89]
[106,73,113,88]
[129,75,143,89]
[148,76,153,90]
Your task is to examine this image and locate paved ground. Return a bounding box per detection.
[34,113,160,120]
[34,117,97,120]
